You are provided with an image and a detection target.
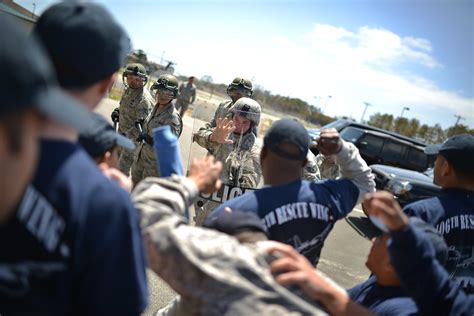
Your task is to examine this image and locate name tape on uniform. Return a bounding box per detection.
[199,184,256,203]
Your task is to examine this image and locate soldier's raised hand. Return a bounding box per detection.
[316,128,343,156]
[188,155,223,194]
[209,117,235,144]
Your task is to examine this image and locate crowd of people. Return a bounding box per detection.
[0,2,473,315]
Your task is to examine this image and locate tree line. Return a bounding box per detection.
[124,48,471,144]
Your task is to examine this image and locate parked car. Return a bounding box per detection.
[370,164,441,207]
[308,119,433,172]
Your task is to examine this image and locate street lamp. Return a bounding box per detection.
[400,107,410,119]
[360,102,372,123]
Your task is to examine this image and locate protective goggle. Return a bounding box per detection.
[227,86,252,98]
[229,78,252,91]
[155,88,175,99]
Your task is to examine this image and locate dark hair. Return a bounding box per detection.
[442,152,474,179]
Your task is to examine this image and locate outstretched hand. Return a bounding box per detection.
[316,128,343,156]
[362,191,409,231]
[98,163,132,193]
[188,155,223,194]
[209,118,235,144]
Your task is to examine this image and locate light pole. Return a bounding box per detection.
[360,102,371,123]
[400,107,410,119]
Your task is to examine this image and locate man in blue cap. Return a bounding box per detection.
[79,113,136,192]
[208,119,375,266]
[0,16,91,224]
[403,134,474,294]
[0,3,148,315]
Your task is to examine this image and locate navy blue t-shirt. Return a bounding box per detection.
[209,179,359,265]
[348,275,418,315]
[403,188,474,294]
[0,140,148,315]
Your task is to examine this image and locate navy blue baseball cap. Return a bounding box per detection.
[34,2,131,89]
[203,212,269,237]
[425,134,474,174]
[264,119,310,161]
[0,16,92,130]
[79,113,134,158]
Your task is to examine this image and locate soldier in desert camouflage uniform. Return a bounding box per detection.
[194,77,253,152]
[111,63,154,174]
[192,98,262,225]
[131,74,182,186]
[316,153,340,179]
[174,76,196,117]
[302,150,321,181]
[132,158,325,316]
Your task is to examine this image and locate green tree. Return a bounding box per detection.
[393,117,409,134]
[446,124,472,137]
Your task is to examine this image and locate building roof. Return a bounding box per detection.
[0,1,37,23]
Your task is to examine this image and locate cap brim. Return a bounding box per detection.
[424,144,441,155]
[35,87,93,132]
[115,133,135,150]
[345,216,383,240]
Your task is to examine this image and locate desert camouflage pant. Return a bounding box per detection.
[118,146,135,175]
[175,99,190,117]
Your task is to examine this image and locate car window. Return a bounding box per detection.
[359,134,384,157]
[406,147,428,170]
[340,127,364,143]
[381,141,406,164]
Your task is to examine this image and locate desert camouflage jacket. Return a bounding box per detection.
[119,87,154,138]
[132,177,325,316]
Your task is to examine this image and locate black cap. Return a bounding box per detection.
[79,113,134,158]
[264,119,310,161]
[366,217,448,265]
[203,212,268,237]
[34,2,131,89]
[0,16,92,130]
[425,134,474,174]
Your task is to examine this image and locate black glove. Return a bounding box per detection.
[111,108,120,123]
[134,118,145,129]
[143,133,154,146]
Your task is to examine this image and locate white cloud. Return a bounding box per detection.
[144,23,472,128]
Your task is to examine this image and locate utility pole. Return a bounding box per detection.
[32,3,36,18]
[400,106,410,119]
[454,114,465,126]
[360,102,371,123]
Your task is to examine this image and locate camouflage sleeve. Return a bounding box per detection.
[193,101,228,148]
[191,87,196,103]
[231,148,261,188]
[303,151,321,181]
[169,115,183,138]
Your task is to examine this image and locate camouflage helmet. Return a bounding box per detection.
[122,63,148,85]
[227,77,253,97]
[151,74,179,98]
[230,97,261,126]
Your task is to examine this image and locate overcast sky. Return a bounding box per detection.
[19,0,474,128]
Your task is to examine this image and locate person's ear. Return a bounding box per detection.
[98,74,116,96]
